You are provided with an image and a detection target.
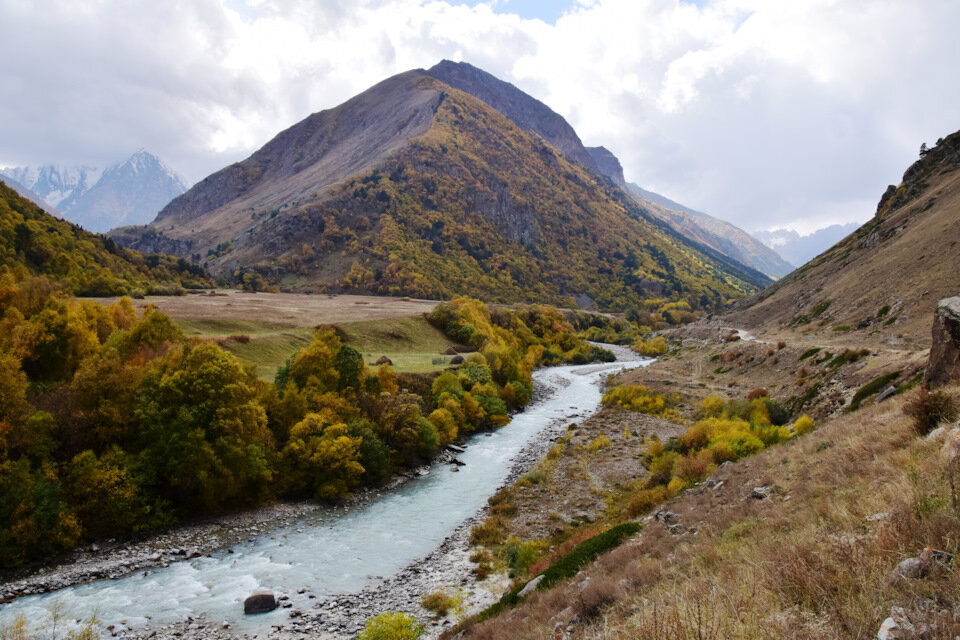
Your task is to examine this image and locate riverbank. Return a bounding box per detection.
[1,347,643,639]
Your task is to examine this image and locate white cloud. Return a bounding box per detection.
[0,0,957,234]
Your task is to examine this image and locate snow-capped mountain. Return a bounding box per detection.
[1,151,188,232]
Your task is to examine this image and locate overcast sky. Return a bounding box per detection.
[1,0,957,234]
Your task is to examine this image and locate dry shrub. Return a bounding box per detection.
[627,485,670,517]
[904,388,958,435]
[470,515,506,546]
[575,576,620,618]
[748,388,769,400]
[421,590,459,616]
[629,593,734,640]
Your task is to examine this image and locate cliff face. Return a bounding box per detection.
[926,297,960,388]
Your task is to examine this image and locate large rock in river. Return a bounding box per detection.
[925,297,960,388]
[244,589,278,614]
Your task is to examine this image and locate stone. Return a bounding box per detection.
[892,556,927,579]
[925,296,960,388]
[517,575,544,598]
[749,486,771,500]
[875,385,897,403]
[374,355,393,366]
[450,355,465,365]
[877,607,918,640]
[244,589,278,614]
[447,444,466,453]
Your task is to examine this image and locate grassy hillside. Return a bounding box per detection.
[0,180,208,295]
[197,80,766,312]
[729,129,960,348]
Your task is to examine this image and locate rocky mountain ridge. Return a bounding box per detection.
[2,151,187,233]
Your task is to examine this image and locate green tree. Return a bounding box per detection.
[281,414,364,499]
[135,343,274,513]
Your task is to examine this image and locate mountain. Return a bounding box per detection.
[753,223,860,267]
[0,180,208,295]
[425,60,601,175]
[114,65,772,311]
[627,184,796,279]
[425,62,793,280]
[1,151,188,233]
[0,174,63,218]
[577,145,794,279]
[730,128,960,348]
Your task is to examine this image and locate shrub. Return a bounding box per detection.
[848,371,902,411]
[627,485,670,517]
[793,414,815,435]
[575,576,620,619]
[588,434,612,451]
[904,388,958,435]
[421,590,460,616]
[747,388,769,400]
[538,522,642,590]
[470,515,506,545]
[602,384,680,419]
[632,336,668,357]
[358,611,424,640]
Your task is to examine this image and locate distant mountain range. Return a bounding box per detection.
[572,145,793,278]
[1,151,187,233]
[732,128,960,347]
[753,223,860,267]
[113,61,772,310]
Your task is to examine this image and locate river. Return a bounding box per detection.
[0,348,645,637]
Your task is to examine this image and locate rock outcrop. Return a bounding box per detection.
[925,297,960,387]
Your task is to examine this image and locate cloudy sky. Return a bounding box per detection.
[1,0,957,234]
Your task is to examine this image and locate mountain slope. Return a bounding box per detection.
[425,60,600,175]
[2,152,187,233]
[116,71,770,311]
[0,180,207,295]
[581,146,794,279]
[0,175,62,218]
[730,128,960,347]
[627,183,796,279]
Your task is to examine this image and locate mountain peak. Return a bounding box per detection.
[1,151,188,233]
[425,60,600,173]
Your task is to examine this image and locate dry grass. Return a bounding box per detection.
[452,385,960,640]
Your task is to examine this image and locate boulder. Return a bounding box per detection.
[875,385,897,403]
[925,296,960,388]
[244,589,278,614]
[373,355,393,366]
[450,355,464,365]
[892,556,927,580]
[517,574,544,598]
[749,486,772,500]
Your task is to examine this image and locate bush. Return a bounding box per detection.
[793,414,815,435]
[575,576,620,619]
[848,371,902,411]
[358,611,424,640]
[538,522,642,589]
[632,335,669,357]
[470,515,506,545]
[904,388,958,435]
[421,590,459,616]
[627,486,670,517]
